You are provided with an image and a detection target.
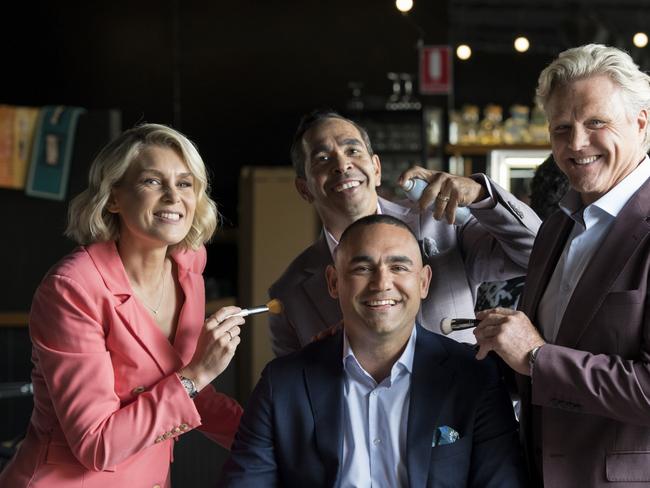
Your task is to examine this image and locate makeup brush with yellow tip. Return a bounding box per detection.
[229,298,283,318]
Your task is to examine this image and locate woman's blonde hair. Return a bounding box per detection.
[65,123,218,250]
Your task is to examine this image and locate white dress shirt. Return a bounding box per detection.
[539,156,650,342]
[339,327,416,488]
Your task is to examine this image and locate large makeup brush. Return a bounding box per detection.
[229,299,283,318]
[440,317,479,335]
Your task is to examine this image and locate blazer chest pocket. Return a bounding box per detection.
[430,434,470,461]
[602,289,644,306]
[606,452,650,482]
[595,290,645,355]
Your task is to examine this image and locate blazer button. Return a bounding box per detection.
[154,436,163,443]
[153,485,161,488]
[132,386,146,395]
[163,432,173,439]
[180,423,189,431]
[173,427,182,434]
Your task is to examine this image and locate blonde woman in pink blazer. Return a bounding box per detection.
[0,124,244,487]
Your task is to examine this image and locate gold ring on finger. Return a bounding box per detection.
[436,194,451,202]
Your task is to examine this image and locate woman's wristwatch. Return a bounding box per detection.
[178,375,198,399]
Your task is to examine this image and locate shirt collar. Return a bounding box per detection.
[324,201,383,256]
[342,325,417,380]
[559,155,650,222]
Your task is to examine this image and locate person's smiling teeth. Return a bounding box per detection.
[573,155,599,165]
[366,299,396,306]
[334,181,360,192]
[157,211,181,221]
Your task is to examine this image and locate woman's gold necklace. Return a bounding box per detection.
[138,264,166,315]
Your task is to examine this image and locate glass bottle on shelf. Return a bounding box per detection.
[458,105,479,145]
[448,110,460,145]
[503,104,531,144]
[478,104,503,145]
[529,106,550,145]
[386,72,402,110]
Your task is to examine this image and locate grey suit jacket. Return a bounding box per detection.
[269,176,541,356]
[517,178,650,487]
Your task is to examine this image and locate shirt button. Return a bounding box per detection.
[132,386,146,395]
[373,438,381,446]
[371,391,378,396]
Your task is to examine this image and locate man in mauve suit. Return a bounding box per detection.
[269,109,541,356]
[475,44,650,487]
[221,214,526,487]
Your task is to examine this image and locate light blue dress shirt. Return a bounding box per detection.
[539,156,650,342]
[339,327,416,488]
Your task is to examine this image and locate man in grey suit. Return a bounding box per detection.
[269,109,541,356]
[475,44,650,487]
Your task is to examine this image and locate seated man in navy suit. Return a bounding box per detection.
[220,214,525,487]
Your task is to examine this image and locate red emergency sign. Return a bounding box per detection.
[420,45,452,95]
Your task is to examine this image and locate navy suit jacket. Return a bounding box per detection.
[220,325,526,487]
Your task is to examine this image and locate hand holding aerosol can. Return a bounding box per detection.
[401,178,471,225]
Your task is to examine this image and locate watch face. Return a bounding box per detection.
[181,377,197,398]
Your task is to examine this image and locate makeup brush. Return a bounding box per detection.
[440,317,480,335]
[229,299,283,318]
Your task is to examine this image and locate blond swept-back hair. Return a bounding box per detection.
[536,43,650,151]
[65,123,218,250]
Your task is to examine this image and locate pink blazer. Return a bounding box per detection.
[0,241,242,488]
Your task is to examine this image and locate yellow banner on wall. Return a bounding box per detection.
[0,105,40,190]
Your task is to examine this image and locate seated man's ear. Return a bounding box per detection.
[372,154,382,187]
[326,265,339,299]
[295,177,314,203]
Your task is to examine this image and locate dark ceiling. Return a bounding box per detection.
[2,0,650,226]
[448,0,650,65]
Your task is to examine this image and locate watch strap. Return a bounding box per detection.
[179,375,198,399]
[528,345,542,377]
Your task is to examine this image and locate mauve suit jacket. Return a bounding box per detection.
[517,178,650,487]
[269,176,541,356]
[0,241,242,488]
[219,325,526,487]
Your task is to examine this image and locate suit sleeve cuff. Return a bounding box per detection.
[469,173,497,209]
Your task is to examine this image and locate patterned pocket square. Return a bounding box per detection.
[432,426,460,447]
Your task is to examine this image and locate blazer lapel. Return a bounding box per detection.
[301,235,342,329]
[87,242,182,376]
[304,333,345,487]
[169,259,205,364]
[407,326,454,488]
[521,212,574,320]
[114,298,182,375]
[556,190,650,346]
